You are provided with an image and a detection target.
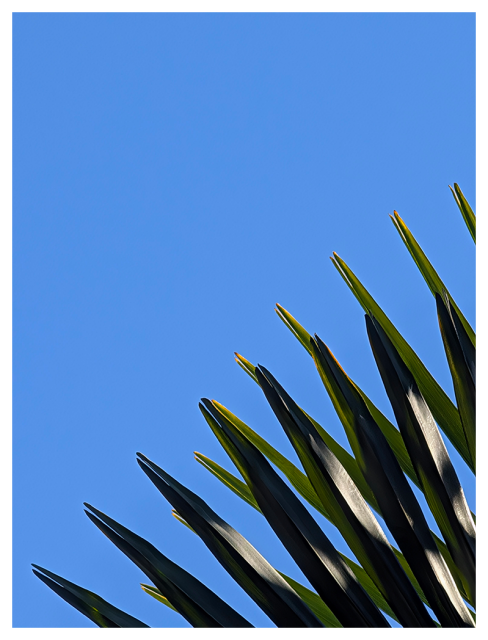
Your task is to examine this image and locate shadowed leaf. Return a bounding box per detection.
[255,364,435,628]
[231,357,379,511]
[202,399,389,628]
[315,318,474,627]
[84,503,252,628]
[32,565,148,628]
[191,452,401,622]
[137,453,323,627]
[436,293,476,470]
[366,316,476,607]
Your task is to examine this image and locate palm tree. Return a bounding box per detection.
[33,184,476,627]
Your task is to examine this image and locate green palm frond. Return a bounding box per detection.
[34,185,476,628]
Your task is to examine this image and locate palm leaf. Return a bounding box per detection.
[193,450,401,622]
[84,503,252,628]
[330,252,473,472]
[137,453,323,627]
[436,292,476,470]
[366,316,476,606]
[232,356,379,509]
[205,399,336,520]
[450,183,475,243]
[273,307,421,490]
[141,583,179,612]
[205,384,458,606]
[255,365,435,628]
[32,565,148,628]
[201,399,390,628]
[390,211,475,346]
[195,452,258,510]
[235,346,475,545]
[313,324,474,627]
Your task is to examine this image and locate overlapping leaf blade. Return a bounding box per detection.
[194,449,401,622]
[255,364,435,628]
[450,183,476,243]
[232,355,378,511]
[224,360,459,604]
[169,504,345,628]
[330,253,473,472]
[84,503,252,628]
[195,452,258,510]
[143,555,342,628]
[313,324,474,627]
[207,398,335,519]
[365,316,476,606]
[436,293,476,470]
[390,211,475,346]
[235,346,475,548]
[274,306,421,491]
[309,334,470,593]
[136,453,323,627]
[201,399,390,628]
[277,573,342,627]
[310,339,419,492]
[32,565,148,628]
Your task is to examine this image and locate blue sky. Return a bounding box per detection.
[13,12,475,628]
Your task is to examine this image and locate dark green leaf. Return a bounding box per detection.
[137,453,323,628]
[206,399,333,521]
[170,503,346,628]
[275,305,422,492]
[365,315,476,607]
[233,347,467,605]
[317,318,474,627]
[32,565,148,628]
[436,293,476,470]
[228,360,380,515]
[277,573,342,627]
[310,338,419,494]
[201,399,389,628]
[195,452,259,510]
[256,365,435,628]
[192,451,401,622]
[84,504,252,628]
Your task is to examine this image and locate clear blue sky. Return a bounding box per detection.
[13,12,475,628]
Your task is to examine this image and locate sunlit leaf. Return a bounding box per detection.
[390,211,475,346]
[314,322,473,627]
[330,252,473,472]
[450,183,475,243]
[256,365,435,628]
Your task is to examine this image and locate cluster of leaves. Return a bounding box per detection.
[34,184,475,627]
